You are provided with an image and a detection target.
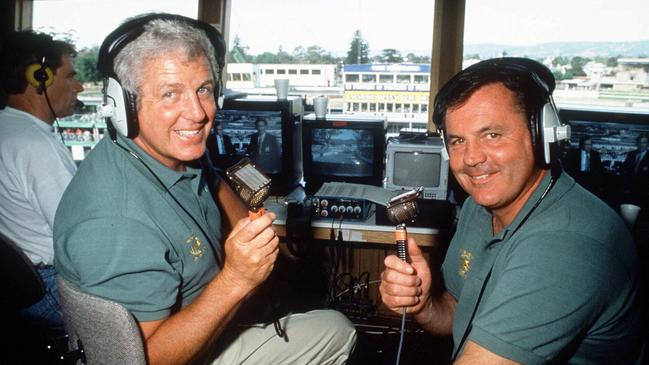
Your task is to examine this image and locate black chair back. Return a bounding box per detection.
[0,234,45,309]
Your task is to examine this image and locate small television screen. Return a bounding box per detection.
[385,136,449,200]
[208,96,303,196]
[303,114,386,194]
[558,105,649,208]
[393,151,441,187]
[311,128,375,177]
[213,109,283,174]
[559,105,649,175]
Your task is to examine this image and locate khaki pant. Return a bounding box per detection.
[207,309,357,365]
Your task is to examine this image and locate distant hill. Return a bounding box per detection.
[464,40,649,59]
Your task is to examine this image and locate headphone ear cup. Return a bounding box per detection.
[529,111,542,164]
[105,77,139,138]
[25,63,54,91]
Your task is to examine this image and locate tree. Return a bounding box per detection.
[345,30,370,64]
[229,35,251,63]
[375,48,403,63]
[75,46,101,84]
[552,56,570,67]
[293,45,336,64]
[254,52,280,64]
[570,56,588,77]
[275,46,296,64]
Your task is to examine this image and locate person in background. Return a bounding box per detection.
[246,117,280,173]
[621,134,649,212]
[54,13,355,365]
[379,57,642,364]
[0,30,83,327]
[562,135,605,198]
[205,121,235,166]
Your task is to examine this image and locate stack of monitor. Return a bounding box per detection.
[209,95,450,204]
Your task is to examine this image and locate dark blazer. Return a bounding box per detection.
[621,149,649,199]
[563,148,605,195]
[246,132,280,173]
[206,132,236,169]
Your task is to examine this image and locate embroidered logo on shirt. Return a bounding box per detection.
[459,249,473,278]
[186,234,205,261]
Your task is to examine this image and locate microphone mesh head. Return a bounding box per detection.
[225,158,271,211]
[385,188,422,225]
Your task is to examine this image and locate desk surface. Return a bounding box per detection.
[265,199,441,247]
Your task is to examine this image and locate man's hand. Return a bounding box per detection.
[379,237,432,315]
[220,212,279,294]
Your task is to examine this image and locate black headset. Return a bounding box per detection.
[25,56,54,95]
[97,13,226,139]
[432,57,570,166]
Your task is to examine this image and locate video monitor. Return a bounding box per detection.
[209,96,303,196]
[303,114,386,194]
[385,136,449,200]
[214,109,283,174]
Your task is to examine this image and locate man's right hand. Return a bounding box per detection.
[379,237,433,315]
[220,212,279,294]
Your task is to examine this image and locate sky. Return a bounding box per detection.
[32,0,649,56]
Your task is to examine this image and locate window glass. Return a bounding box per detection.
[346,74,360,83]
[414,75,428,84]
[380,74,394,83]
[464,0,649,111]
[228,0,435,132]
[362,74,376,83]
[397,75,410,84]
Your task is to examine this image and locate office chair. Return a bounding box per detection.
[57,275,146,365]
[0,234,45,309]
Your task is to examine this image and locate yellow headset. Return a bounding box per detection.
[24,58,54,94]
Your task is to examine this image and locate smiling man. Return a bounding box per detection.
[379,58,643,364]
[54,14,355,365]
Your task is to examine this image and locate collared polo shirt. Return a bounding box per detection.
[54,134,222,321]
[442,169,642,364]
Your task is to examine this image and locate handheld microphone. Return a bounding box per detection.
[385,187,423,262]
[384,187,422,365]
[225,157,271,221]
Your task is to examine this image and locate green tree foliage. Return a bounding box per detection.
[229,35,252,63]
[293,45,336,64]
[552,56,570,67]
[75,46,101,84]
[570,56,588,76]
[374,48,403,63]
[405,52,431,63]
[345,30,370,64]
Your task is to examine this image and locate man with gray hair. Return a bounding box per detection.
[54,13,355,365]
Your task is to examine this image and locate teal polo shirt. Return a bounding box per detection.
[441,169,643,364]
[54,134,222,321]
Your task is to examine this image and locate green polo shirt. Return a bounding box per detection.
[54,134,222,321]
[442,169,643,364]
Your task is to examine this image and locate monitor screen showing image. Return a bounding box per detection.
[213,109,283,174]
[310,128,374,177]
[393,151,441,187]
[565,119,649,175]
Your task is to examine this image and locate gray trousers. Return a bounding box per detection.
[207,309,357,365]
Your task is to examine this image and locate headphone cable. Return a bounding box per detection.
[42,86,66,144]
